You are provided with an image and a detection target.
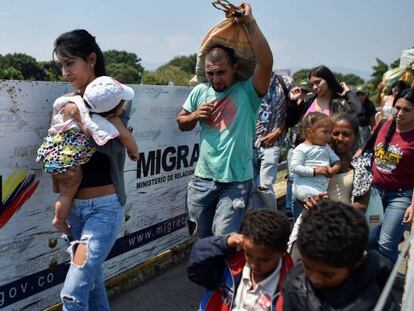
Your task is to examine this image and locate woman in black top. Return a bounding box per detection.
[53,29,130,310]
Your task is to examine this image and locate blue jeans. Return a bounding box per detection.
[61,194,124,311]
[186,176,252,238]
[251,137,283,211]
[285,148,295,215]
[371,185,413,263]
[292,200,304,221]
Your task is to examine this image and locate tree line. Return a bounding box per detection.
[0,50,196,86]
[0,50,402,91]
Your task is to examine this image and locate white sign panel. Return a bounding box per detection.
[0,80,197,310]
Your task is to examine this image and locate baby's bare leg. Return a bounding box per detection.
[52,174,60,193]
[53,168,82,234]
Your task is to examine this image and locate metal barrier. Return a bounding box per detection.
[401,228,414,310]
[374,231,414,311]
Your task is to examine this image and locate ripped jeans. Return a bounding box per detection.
[251,143,283,210]
[186,176,252,238]
[61,194,124,311]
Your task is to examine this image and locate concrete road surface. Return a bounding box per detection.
[111,261,204,311]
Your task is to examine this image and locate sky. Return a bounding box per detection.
[0,0,412,79]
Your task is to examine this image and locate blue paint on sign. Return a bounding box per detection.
[0,214,186,309]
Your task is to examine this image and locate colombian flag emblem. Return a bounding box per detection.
[0,170,39,229]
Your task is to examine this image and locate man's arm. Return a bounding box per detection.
[176,103,214,131]
[259,123,285,147]
[176,109,199,131]
[240,3,273,97]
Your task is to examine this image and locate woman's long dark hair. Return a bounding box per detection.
[53,29,106,77]
[383,88,414,152]
[308,65,343,99]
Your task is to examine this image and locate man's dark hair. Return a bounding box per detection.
[205,45,237,65]
[53,29,106,77]
[297,201,368,268]
[240,209,290,253]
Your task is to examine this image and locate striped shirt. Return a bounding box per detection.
[255,73,295,147]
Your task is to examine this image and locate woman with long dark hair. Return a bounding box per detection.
[286,66,361,216]
[53,29,129,310]
[372,88,414,263]
[288,65,361,125]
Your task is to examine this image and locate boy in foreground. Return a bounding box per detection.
[187,209,293,311]
[281,201,399,310]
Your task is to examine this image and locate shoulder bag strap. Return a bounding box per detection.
[362,119,386,154]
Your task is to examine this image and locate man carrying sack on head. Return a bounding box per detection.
[176,2,273,238]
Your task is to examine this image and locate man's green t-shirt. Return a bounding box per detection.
[183,78,262,182]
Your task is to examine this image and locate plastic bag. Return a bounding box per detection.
[400,48,414,69]
[382,66,413,89]
[365,188,384,228]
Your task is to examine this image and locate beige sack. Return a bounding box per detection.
[190,17,256,85]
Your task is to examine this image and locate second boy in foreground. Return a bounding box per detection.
[281,201,399,311]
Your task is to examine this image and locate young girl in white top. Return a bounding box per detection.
[37,76,139,234]
[291,112,341,210]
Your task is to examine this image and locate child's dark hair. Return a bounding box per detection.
[300,112,332,139]
[297,200,368,269]
[53,29,106,77]
[240,209,290,253]
[309,65,343,98]
[332,113,360,136]
[382,88,414,152]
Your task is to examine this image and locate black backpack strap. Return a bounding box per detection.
[362,119,386,154]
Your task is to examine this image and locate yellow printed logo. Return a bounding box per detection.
[374,143,403,173]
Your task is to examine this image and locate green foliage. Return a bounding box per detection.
[371,58,388,87]
[106,63,141,84]
[0,50,146,83]
[39,61,63,81]
[141,53,196,86]
[142,65,192,86]
[166,54,197,74]
[0,66,24,80]
[335,73,364,86]
[104,50,144,83]
[292,68,364,86]
[390,58,400,69]
[0,53,46,80]
[362,81,379,103]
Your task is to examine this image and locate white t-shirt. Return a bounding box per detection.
[232,260,281,311]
